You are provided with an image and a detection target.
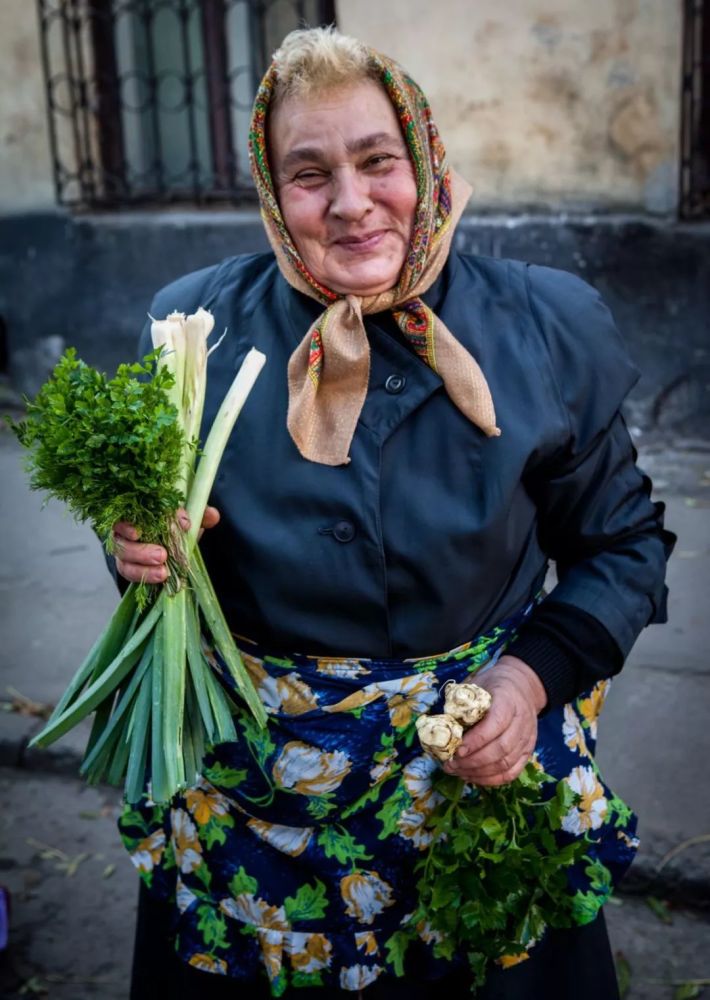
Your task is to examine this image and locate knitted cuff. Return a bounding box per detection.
[505,629,578,714]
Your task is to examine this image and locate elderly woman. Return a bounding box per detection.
[114,26,673,1000]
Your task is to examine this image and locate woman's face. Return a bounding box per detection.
[269,80,418,296]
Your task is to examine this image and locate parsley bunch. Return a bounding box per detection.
[387,763,596,990]
[10,348,184,550]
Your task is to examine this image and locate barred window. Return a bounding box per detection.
[38,0,336,209]
[681,0,710,218]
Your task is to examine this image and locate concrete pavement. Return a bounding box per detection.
[1,416,709,998]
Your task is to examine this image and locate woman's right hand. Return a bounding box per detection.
[113,506,221,584]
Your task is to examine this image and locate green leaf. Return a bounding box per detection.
[306,795,339,820]
[291,972,324,988]
[481,817,504,840]
[545,779,579,828]
[430,876,460,911]
[196,904,229,950]
[375,780,413,839]
[269,969,290,997]
[193,862,212,890]
[202,762,248,789]
[316,827,373,865]
[384,930,411,977]
[283,880,328,922]
[201,816,233,850]
[451,826,476,856]
[466,949,488,989]
[119,808,153,835]
[228,866,258,897]
[433,935,456,961]
[585,858,612,894]
[608,794,634,828]
[239,713,276,765]
[570,890,602,925]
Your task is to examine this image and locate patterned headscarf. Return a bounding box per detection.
[249,49,500,466]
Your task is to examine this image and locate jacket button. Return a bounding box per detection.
[385,373,406,394]
[332,520,356,543]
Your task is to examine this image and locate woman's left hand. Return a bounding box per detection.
[442,655,547,786]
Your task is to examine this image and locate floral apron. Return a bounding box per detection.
[118,602,638,995]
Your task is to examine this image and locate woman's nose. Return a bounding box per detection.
[329,168,373,221]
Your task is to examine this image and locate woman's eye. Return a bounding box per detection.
[365,154,393,169]
[294,170,328,186]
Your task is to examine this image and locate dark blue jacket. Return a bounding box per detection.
[138,250,672,700]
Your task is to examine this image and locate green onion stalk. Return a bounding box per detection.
[10,309,268,804]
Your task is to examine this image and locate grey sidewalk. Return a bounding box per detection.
[1,424,709,998]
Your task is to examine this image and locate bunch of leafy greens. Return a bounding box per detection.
[385,763,597,990]
[8,317,268,804]
[11,348,184,554]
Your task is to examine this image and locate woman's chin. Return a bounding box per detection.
[327,262,402,297]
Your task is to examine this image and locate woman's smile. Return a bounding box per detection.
[332,230,388,250]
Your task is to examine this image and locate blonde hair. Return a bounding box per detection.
[271,26,380,100]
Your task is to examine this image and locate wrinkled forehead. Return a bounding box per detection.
[269,81,407,165]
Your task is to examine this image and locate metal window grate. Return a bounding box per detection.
[37,0,336,209]
[680,0,710,219]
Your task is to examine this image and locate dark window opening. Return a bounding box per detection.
[38,0,336,210]
[681,0,710,219]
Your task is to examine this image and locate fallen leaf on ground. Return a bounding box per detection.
[2,687,53,719]
[58,851,90,877]
[19,977,48,996]
[26,838,68,862]
[26,838,90,876]
[645,895,673,924]
[674,984,702,999]
[615,950,632,998]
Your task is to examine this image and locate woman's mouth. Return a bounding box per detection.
[333,231,388,252]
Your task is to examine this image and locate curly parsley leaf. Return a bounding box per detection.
[8,348,185,549]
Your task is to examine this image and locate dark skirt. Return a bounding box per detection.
[130,882,620,1000]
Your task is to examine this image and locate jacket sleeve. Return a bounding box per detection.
[516,264,675,673]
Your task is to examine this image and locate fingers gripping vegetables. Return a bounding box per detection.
[9,310,268,804]
[415,680,492,762]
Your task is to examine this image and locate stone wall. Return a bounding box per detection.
[339,0,683,214]
[0,0,54,212]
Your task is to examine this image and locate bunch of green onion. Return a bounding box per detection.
[14,309,268,803]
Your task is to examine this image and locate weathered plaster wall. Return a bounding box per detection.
[338,0,683,214]
[0,0,54,213]
[0,1,684,215]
